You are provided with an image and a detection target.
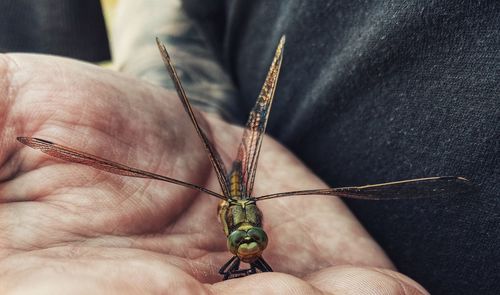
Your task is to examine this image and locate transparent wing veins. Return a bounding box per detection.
[17,137,225,200]
[255,176,473,201]
[156,38,231,197]
[235,35,285,198]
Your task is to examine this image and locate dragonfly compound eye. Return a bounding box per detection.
[227,230,246,254]
[247,227,268,249]
[234,227,268,263]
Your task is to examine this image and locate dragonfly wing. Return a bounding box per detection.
[17,137,225,200]
[255,176,473,201]
[156,38,230,197]
[234,36,285,197]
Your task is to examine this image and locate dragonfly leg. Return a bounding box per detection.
[248,264,257,275]
[219,256,244,280]
[219,256,273,280]
[219,256,238,275]
[251,256,273,272]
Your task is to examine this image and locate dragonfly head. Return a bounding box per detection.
[227,226,268,263]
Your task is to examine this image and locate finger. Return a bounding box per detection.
[211,272,325,295]
[211,266,429,295]
[0,247,216,295]
[306,266,429,295]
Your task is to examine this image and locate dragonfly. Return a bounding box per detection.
[17,35,472,280]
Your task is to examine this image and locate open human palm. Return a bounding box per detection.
[0,54,428,294]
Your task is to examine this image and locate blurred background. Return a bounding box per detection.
[0,0,118,63]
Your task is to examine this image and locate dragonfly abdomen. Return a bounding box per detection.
[228,165,252,200]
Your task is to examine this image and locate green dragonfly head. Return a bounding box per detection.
[227,226,268,263]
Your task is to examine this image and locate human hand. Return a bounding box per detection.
[0,54,428,294]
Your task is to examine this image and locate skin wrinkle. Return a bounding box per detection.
[154,199,199,236]
[106,197,169,236]
[1,56,20,129]
[269,210,320,270]
[270,212,337,268]
[131,191,178,231]
[161,216,223,255]
[273,208,322,252]
[113,195,220,275]
[30,183,150,245]
[9,215,59,251]
[50,167,123,201]
[32,102,85,137]
[0,153,18,183]
[4,163,107,202]
[0,55,20,181]
[32,201,100,244]
[125,235,223,269]
[304,266,421,295]
[267,216,324,271]
[134,250,215,279]
[369,268,427,295]
[289,219,327,269]
[33,232,93,254]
